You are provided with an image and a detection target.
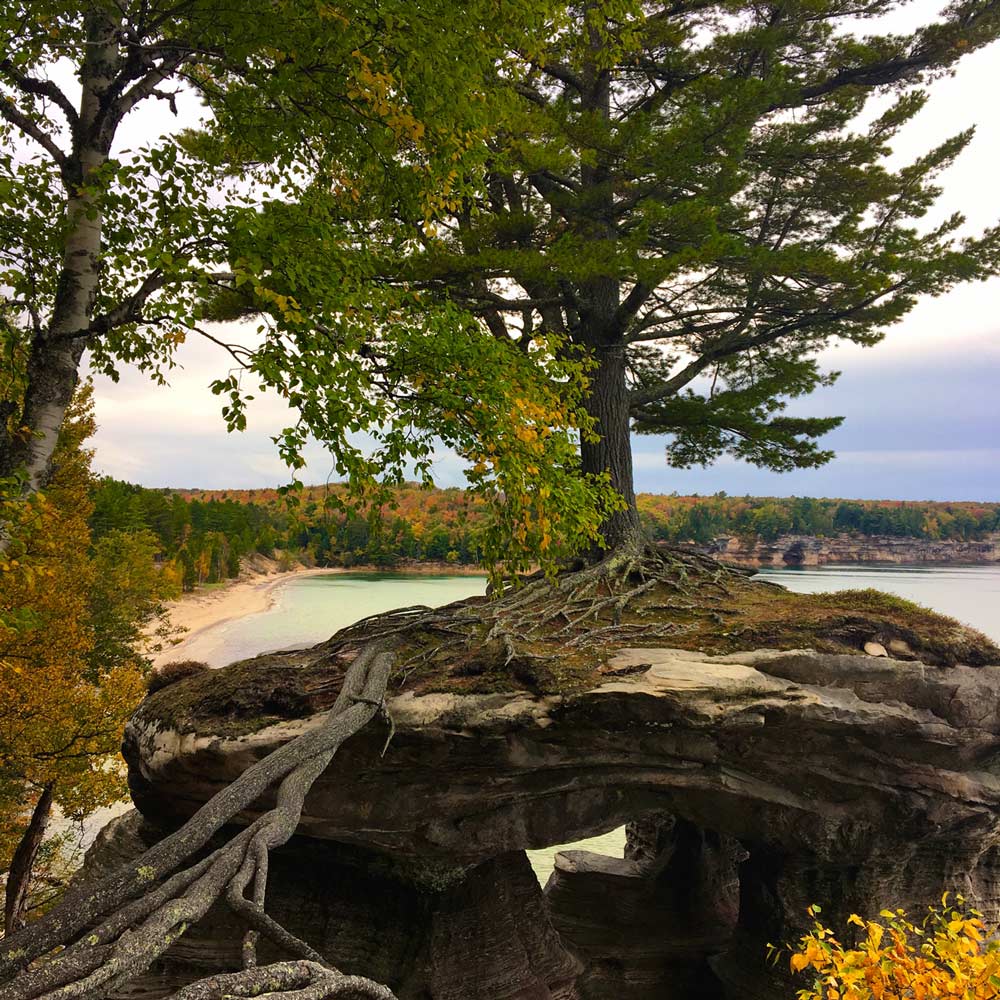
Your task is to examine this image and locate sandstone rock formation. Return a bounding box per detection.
[84,811,580,1000]
[695,530,1000,568]
[120,642,1000,998]
[544,814,744,998]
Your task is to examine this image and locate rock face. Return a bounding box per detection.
[544,814,743,998]
[122,643,1000,998]
[695,531,1000,567]
[86,811,580,1000]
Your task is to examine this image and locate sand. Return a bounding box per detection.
[150,567,345,669]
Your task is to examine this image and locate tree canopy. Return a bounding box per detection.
[0,0,620,578]
[328,0,1000,546]
[5,1,999,562]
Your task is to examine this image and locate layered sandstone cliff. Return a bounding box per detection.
[695,531,1000,567]
[116,641,1000,999]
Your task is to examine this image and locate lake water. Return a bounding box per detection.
[191,563,1000,883]
[204,573,490,666]
[755,563,1000,642]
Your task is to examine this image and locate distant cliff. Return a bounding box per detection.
[692,532,1000,568]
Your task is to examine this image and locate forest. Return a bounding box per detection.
[91,477,1000,585]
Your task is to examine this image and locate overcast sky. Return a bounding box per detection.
[86,20,1000,502]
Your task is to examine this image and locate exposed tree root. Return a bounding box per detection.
[0,543,746,1000]
[321,542,750,689]
[169,961,397,999]
[0,644,399,1000]
[6,542,992,1000]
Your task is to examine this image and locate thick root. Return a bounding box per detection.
[0,647,398,1000]
[318,543,750,693]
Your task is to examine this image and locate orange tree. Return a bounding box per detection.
[0,378,171,935]
[784,899,1000,999]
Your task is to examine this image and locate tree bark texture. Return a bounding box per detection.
[579,343,643,550]
[2,10,118,491]
[3,785,54,936]
[0,645,397,1000]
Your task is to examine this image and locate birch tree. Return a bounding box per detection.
[1,0,615,575]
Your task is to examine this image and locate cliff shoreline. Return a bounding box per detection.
[686,531,1000,568]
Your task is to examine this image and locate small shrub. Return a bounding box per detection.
[147,660,210,694]
[781,899,1000,999]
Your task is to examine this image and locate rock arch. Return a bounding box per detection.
[113,643,1000,998]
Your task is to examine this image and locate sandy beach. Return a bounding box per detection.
[150,567,346,668]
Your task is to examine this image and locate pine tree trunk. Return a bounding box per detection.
[580,342,644,551]
[4,785,54,936]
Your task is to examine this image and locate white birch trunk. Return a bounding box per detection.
[12,10,121,492]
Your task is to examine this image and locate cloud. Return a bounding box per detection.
[88,317,1000,500]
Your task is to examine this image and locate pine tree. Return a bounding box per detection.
[358,0,1000,548]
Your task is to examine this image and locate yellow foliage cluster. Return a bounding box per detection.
[457,350,622,579]
[0,393,146,876]
[785,900,1000,1000]
[348,48,426,147]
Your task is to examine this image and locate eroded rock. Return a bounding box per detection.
[123,643,1000,997]
[545,814,743,998]
[85,811,580,1000]
[126,646,1000,862]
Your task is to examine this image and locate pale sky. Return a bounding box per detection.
[84,22,1000,501]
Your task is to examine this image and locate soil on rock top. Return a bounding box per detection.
[139,548,999,740]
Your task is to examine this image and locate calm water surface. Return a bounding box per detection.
[755,563,1000,642]
[198,563,1000,882]
[210,573,488,666]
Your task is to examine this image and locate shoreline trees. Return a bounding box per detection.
[89,478,1000,572]
[0,380,171,937]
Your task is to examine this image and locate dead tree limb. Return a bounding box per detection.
[0,644,398,1000]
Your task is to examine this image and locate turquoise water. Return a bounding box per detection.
[209,564,999,665]
[191,563,998,882]
[213,573,488,665]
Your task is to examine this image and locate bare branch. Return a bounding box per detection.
[82,270,169,338]
[0,98,69,177]
[609,282,653,338]
[110,50,194,122]
[0,59,79,130]
[533,58,585,94]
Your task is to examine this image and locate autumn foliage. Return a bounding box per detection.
[0,388,170,931]
[785,900,1000,999]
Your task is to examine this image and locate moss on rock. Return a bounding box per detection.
[138,559,999,740]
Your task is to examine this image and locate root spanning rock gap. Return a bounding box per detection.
[134,545,999,746]
[0,645,399,1000]
[7,547,1000,1000]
